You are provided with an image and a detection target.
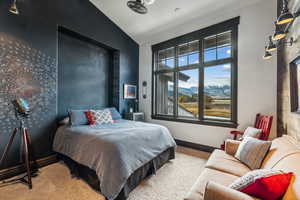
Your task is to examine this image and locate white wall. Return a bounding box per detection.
[139,0,277,148]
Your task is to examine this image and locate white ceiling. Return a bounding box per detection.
[90,0,262,44]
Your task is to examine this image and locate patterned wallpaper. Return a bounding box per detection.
[0,33,57,134]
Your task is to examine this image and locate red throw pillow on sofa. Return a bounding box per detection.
[230,169,293,200]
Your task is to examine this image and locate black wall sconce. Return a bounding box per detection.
[264,37,294,60]
[142,81,147,99]
[263,0,300,59]
[9,0,19,15]
[276,0,297,25]
[266,36,277,52]
[263,46,273,60]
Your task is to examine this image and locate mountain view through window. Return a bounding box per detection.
[152,18,238,127]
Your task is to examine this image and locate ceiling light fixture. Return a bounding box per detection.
[127,0,147,14]
[272,26,287,41]
[266,36,277,52]
[9,0,19,15]
[263,0,300,60]
[276,0,294,25]
[263,47,273,60]
[127,0,156,14]
[263,37,294,60]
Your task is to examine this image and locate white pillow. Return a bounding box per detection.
[243,127,262,138]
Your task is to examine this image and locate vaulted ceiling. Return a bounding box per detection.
[90,0,262,44]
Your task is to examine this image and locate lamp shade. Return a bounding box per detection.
[266,36,277,52]
[263,51,272,60]
[277,12,294,25]
[9,0,19,15]
[276,0,294,25]
[272,29,286,41]
[263,46,272,60]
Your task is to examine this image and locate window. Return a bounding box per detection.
[152,17,239,128]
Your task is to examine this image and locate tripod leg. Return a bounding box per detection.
[22,128,32,189]
[24,129,39,171]
[0,128,18,168]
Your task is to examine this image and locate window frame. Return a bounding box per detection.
[151,17,239,128]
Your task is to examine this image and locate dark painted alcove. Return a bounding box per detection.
[57,27,121,119]
[0,0,139,170]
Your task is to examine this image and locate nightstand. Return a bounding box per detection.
[124,112,145,122]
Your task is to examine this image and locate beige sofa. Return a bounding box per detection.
[185,135,300,200]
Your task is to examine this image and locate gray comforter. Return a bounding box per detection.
[53,120,176,200]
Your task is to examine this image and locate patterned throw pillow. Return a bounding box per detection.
[85,109,114,125]
[235,136,272,170]
[230,169,293,200]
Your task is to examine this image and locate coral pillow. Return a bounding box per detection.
[85,111,96,125]
[230,169,293,200]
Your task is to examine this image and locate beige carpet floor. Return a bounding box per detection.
[0,147,210,200]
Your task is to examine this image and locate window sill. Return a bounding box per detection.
[151,115,238,128]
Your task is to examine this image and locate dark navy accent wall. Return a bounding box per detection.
[0,0,139,169]
[57,28,118,119]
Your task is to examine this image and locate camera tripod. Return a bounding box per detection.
[0,116,38,189]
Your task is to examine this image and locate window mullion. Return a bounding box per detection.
[216,34,219,60]
[199,38,204,121]
[231,27,238,123]
[174,45,179,118]
[154,52,158,116]
[203,58,232,67]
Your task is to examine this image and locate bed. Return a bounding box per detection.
[53,119,176,200]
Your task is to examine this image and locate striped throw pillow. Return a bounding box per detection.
[235,137,271,170]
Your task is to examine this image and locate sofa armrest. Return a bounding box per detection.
[204,181,254,200]
[225,139,241,156]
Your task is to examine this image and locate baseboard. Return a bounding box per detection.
[0,154,58,181]
[175,139,217,153]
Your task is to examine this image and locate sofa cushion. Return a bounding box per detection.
[205,150,251,177]
[209,149,240,161]
[271,153,300,199]
[261,135,300,169]
[184,168,239,200]
[225,139,242,156]
[204,181,255,200]
[260,135,300,199]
